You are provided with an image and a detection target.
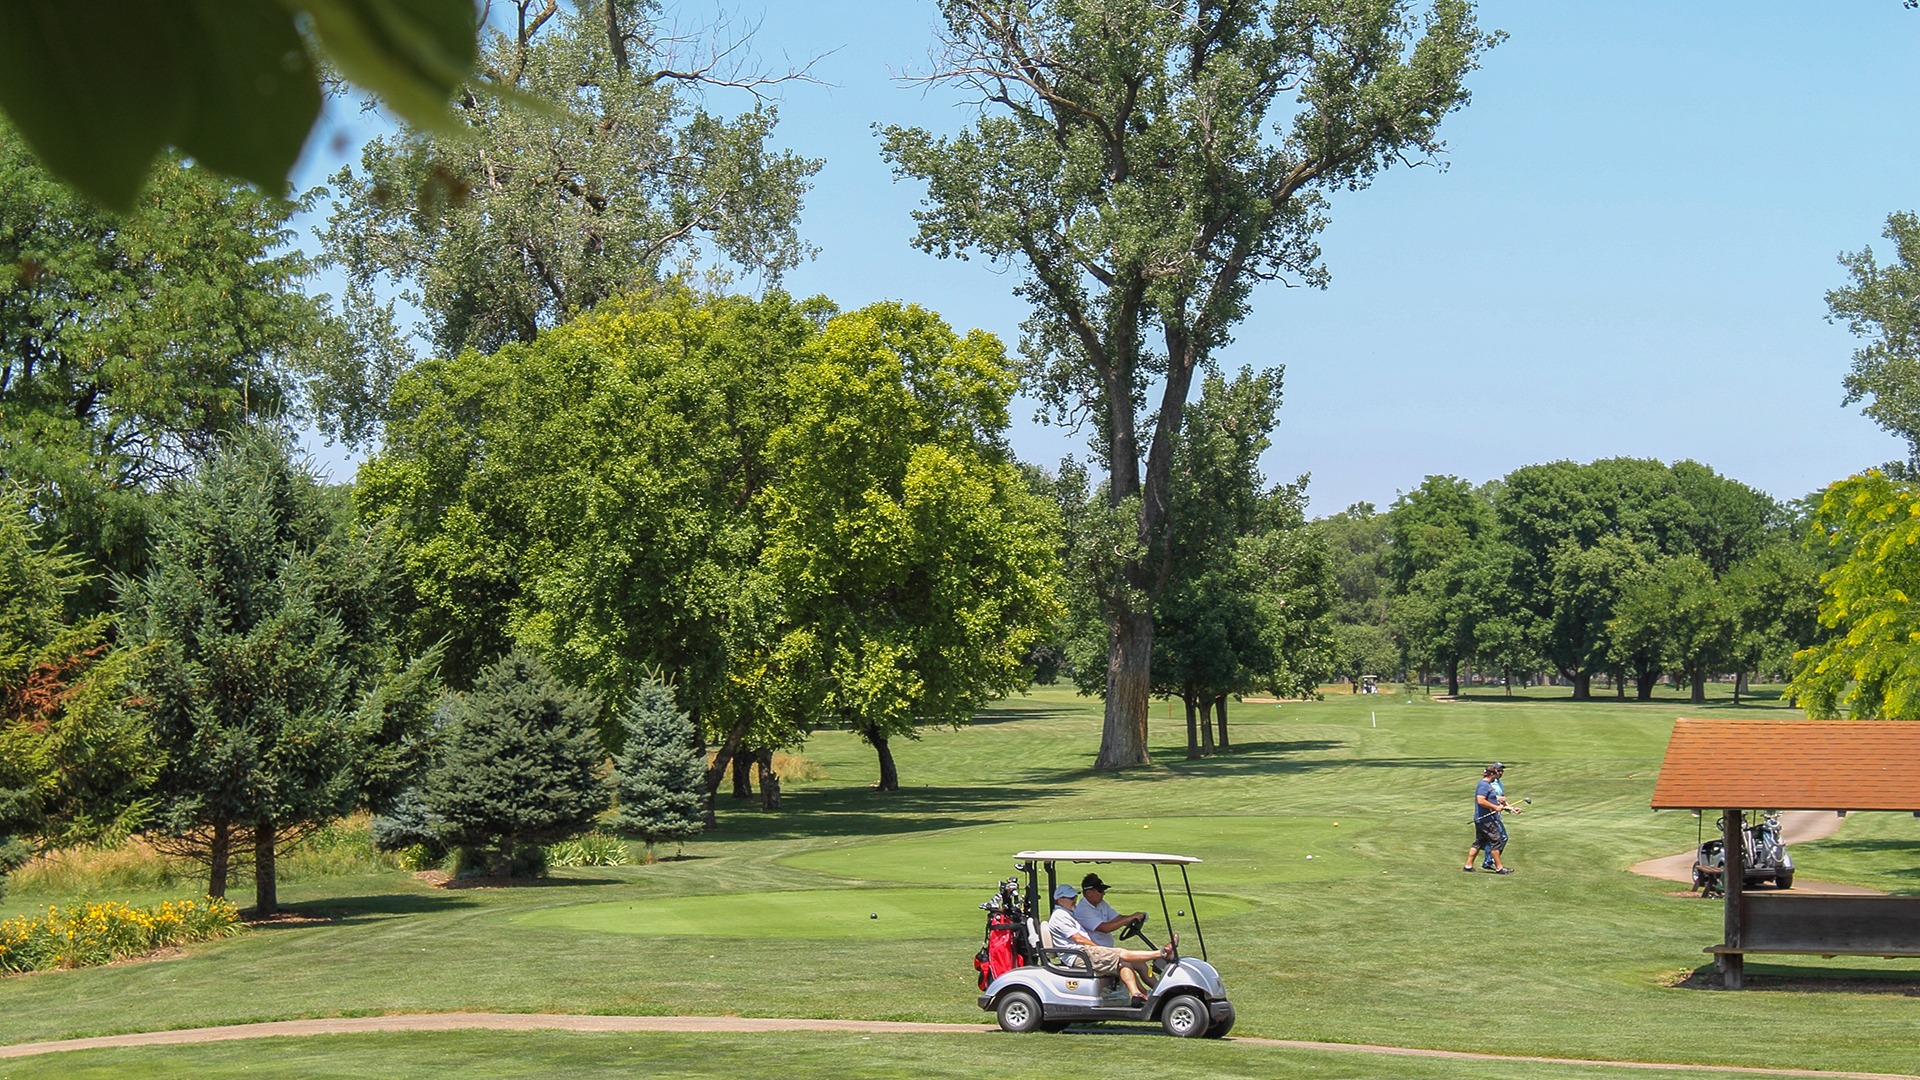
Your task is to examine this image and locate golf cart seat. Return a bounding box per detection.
[1032,917,1092,974]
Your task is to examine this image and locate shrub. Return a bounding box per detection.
[0,897,242,973]
[423,651,608,877]
[546,833,630,867]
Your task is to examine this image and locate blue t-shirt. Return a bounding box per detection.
[1473,778,1497,821]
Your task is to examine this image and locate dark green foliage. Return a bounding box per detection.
[0,121,330,612]
[123,432,404,912]
[0,490,155,898]
[424,650,608,877]
[612,678,705,862]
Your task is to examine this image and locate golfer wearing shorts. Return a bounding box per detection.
[1044,885,1172,1006]
[1464,763,1518,873]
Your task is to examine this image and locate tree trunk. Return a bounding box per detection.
[872,735,900,792]
[642,838,656,864]
[1734,671,1746,705]
[1689,665,1706,704]
[1446,659,1459,697]
[1213,694,1229,751]
[1635,672,1656,700]
[1095,610,1153,769]
[1198,694,1215,756]
[731,748,754,799]
[756,747,781,810]
[207,820,231,900]
[1571,671,1591,700]
[701,715,753,826]
[1183,690,1200,760]
[253,820,277,917]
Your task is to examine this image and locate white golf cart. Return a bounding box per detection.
[974,849,1235,1037]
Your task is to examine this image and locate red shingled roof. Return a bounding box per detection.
[1650,719,1920,811]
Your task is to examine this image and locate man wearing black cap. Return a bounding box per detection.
[1073,873,1146,947]
[1463,762,1519,873]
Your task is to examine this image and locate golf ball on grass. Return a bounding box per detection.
[870,913,878,919]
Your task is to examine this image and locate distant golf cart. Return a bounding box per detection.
[1692,811,1794,896]
[973,850,1234,1037]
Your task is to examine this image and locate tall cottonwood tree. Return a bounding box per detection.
[884,0,1498,767]
[322,0,821,441]
[1828,211,1920,463]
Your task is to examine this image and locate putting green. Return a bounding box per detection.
[513,887,1254,940]
[782,815,1372,891]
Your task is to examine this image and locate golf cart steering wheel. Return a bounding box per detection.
[1116,915,1147,942]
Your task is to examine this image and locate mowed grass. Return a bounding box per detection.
[2,684,1917,1077]
[0,1030,1851,1080]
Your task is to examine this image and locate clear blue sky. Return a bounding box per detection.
[298,1,1920,515]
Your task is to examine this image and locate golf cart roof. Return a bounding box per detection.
[1013,850,1201,865]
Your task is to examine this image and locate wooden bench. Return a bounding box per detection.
[1708,895,1920,986]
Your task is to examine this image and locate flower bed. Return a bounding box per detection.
[0,897,243,973]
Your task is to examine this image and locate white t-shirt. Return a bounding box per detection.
[1074,896,1120,946]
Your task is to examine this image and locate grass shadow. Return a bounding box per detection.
[1668,962,1920,995]
[712,783,1060,842]
[249,892,480,928]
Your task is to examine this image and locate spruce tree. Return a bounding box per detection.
[424,651,607,876]
[125,432,403,914]
[612,677,705,863]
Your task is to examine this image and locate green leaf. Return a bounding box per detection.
[178,0,322,197]
[297,0,478,134]
[0,0,189,212]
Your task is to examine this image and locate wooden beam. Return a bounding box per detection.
[1722,808,1744,990]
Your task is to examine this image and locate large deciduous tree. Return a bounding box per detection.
[1828,211,1920,463]
[883,0,1497,768]
[0,123,331,607]
[1788,471,1920,718]
[759,303,1062,791]
[321,0,821,441]
[358,288,816,817]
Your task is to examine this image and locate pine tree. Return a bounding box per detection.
[612,677,705,863]
[424,651,607,876]
[125,432,400,914]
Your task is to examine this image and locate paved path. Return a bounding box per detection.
[1628,811,1883,895]
[3,1013,1917,1079]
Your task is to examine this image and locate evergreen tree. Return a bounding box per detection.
[424,650,608,876]
[124,432,408,914]
[612,677,705,863]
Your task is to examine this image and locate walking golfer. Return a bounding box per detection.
[1464,762,1520,873]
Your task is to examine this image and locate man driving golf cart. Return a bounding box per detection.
[1046,884,1172,1006]
[975,850,1236,1037]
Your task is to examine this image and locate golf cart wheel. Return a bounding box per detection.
[1202,1001,1235,1038]
[996,989,1044,1033]
[1160,993,1211,1038]
[1690,866,1707,891]
[1776,871,1793,890]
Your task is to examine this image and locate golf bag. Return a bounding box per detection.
[973,877,1029,989]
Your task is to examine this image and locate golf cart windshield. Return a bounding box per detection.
[1014,850,1209,960]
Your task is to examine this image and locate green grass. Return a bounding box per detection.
[0,1030,1828,1080]
[3,684,1917,1077]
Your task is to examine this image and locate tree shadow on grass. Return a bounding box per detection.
[1132,743,1479,781]
[713,783,1064,842]
[248,892,479,928]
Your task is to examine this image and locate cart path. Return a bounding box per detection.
[3,1014,1919,1079]
[1628,810,1883,895]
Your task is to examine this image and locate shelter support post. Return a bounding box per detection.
[1721,808,1744,990]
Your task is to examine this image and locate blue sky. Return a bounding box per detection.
[298,1,1920,515]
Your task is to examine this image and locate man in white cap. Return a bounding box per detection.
[1044,884,1173,1007]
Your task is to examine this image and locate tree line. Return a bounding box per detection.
[7,0,1920,912]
